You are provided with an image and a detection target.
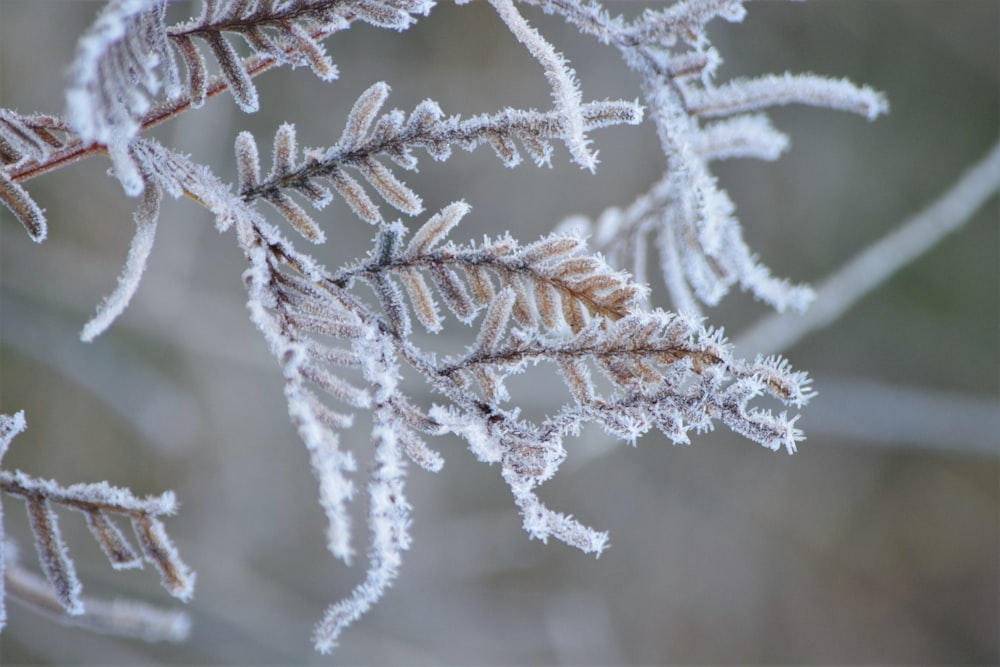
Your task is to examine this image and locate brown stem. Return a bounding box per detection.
[9,22,346,185]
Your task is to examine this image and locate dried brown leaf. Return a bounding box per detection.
[265,191,324,243]
[356,158,422,215]
[1,171,47,242]
[405,202,470,257]
[328,168,381,224]
[399,269,443,333]
[84,510,143,570]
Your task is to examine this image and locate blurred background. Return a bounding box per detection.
[1,1,997,664]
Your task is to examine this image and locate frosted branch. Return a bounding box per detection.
[0,411,194,635]
[0,171,47,243]
[80,183,163,341]
[686,73,889,121]
[489,0,598,171]
[4,543,190,642]
[66,0,167,195]
[236,90,640,233]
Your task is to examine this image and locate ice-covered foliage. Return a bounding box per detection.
[1,0,899,654]
[0,412,192,641]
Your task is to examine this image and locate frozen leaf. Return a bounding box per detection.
[131,515,195,601]
[0,411,26,461]
[471,287,516,358]
[429,264,475,323]
[26,496,84,615]
[489,0,596,171]
[0,171,47,242]
[264,191,325,243]
[65,0,170,194]
[84,510,143,569]
[688,73,889,121]
[356,158,422,215]
[271,123,298,177]
[204,32,258,112]
[338,82,390,151]
[80,183,163,342]
[235,131,261,191]
[399,270,443,333]
[404,201,470,257]
[329,169,381,224]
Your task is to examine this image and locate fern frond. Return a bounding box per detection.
[0,411,194,633]
[220,172,816,643]
[238,213,379,563]
[235,84,642,230]
[66,0,171,195]
[530,0,887,314]
[0,111,68,169]
[64,0,434,196]
[233,209,459,644]
[1,476,195,604]
[72,136,258,340]
[489,0,596,171]
[436,305,806,445]
[311,331,417,653]
[337,202,645,336]
[490,313,813,453]
[423,400,607,555]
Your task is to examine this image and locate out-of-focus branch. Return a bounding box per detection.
[737,139,1000,356]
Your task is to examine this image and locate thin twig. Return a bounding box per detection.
[737,139,1000,355]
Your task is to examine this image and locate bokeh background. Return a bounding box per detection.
[1,1,997,664]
